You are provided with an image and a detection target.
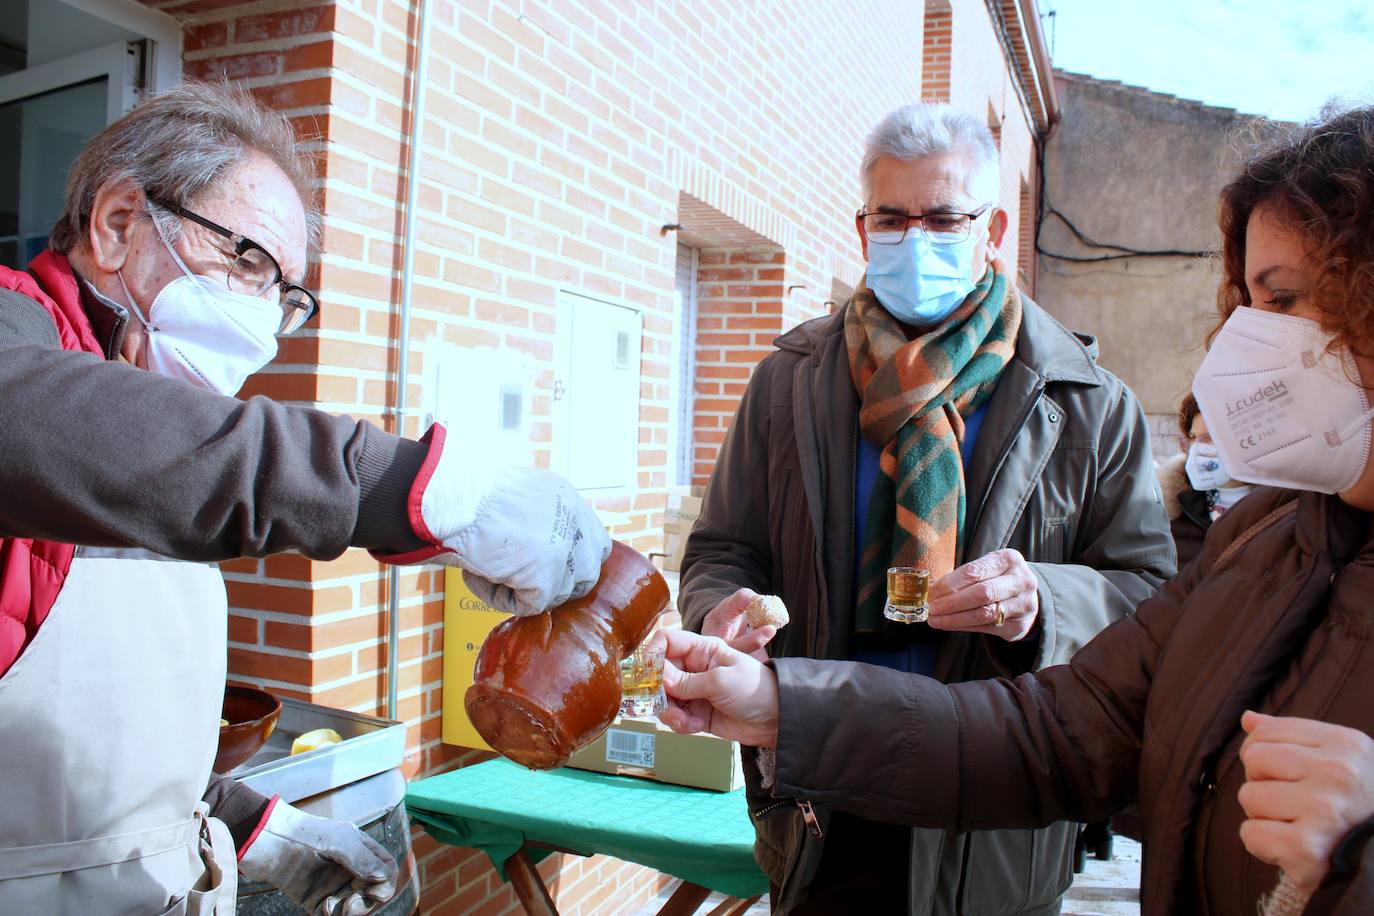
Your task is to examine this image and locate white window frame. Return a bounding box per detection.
[0,42,139,123]
[670,245,699,488]
[58,0,181,93]
[0,0,181,119]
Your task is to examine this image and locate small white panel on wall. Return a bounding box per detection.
[552,290,643,493]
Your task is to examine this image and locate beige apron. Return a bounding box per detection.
[0,548,238,915]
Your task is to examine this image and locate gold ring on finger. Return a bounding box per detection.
[993,601,1006,627]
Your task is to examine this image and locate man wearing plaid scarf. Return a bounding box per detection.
[680,104,1175,914]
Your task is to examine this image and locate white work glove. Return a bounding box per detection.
[410,424,612,616]
[239,800,397,916]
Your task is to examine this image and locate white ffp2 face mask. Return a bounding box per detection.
[118,217,282,396]
[1192,307,1374,495]
[1184,442,1231,491]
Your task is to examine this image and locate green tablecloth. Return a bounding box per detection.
[405,759,768,899]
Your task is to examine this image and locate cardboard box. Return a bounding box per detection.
[440,568,511,751]
[662,486,705,572]
[566,715,744,792]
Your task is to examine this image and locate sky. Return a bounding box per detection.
[1040,0,1374,123]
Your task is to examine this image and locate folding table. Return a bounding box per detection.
[406,759,768,915]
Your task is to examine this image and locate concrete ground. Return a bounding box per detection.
[1063,837,1143,916]
[631,837,1143,915]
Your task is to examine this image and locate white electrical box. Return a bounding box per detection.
[552,290,643,492]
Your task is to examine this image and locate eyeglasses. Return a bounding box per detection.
[857,205,992,246]
[150,199,320,335]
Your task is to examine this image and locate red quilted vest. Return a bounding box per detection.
[0,251,104,676]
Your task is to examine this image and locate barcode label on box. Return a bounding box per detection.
[605,729,655,767]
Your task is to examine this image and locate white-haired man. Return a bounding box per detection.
[678,103,1175,913]
[0,83,609,914]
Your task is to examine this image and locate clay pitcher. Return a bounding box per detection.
[465,541,669,769]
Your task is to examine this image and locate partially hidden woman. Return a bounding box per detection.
[660,104,1374,915]
[1161,392,1255,567]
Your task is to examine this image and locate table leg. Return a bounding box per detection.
[506,848,559,916]
[705,895,763,916]
[655,880,713,916]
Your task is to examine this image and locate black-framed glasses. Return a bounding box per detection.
[857,204,992,246]
[151,198,320,335]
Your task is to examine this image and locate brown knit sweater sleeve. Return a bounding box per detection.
[0,291,425,559]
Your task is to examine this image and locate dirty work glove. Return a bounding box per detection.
[375,423,612,616]
[238,799,397,916]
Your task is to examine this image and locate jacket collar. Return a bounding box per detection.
[1295,489,1373,566]
[774,292,1103,388]
[28,250,128,361]
[74,274,130,361]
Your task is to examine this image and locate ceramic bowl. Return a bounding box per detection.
[215,684,281,773]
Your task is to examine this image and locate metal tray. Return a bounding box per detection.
[229,697,405,803]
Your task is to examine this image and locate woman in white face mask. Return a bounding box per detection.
[1158,393,1255,567]
[651,103,1374,916]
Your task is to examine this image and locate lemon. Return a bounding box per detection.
[291,727,343,756]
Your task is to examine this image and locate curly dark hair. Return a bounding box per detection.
[1216,104,1374,359]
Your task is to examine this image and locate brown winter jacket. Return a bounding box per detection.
[681,297,1176,913]
[772,486,1374,915]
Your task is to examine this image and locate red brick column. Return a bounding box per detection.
[1018,170,1038,295]
[692,247,786,486]
[922,1,953,103]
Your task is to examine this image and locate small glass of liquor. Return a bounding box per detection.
[619,638,667,718]
[884,566,931,624]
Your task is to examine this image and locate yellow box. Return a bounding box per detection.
[441,568,510,751]
[566,716,743,792]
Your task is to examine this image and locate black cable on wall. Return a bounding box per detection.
[1034,128,1212,264]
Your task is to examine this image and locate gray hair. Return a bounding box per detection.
[50,80,319,253]
[860,103,1001,206]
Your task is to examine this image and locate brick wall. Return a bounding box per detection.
[133,0,1045,912]
[691,247,785,485]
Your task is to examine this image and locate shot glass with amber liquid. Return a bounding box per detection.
[884,567,931,624]
[619,638,667,718]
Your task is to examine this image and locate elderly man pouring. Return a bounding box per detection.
[0,82,609,914]
[678,103,1174,914]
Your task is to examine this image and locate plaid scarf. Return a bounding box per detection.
[845,265,1021,632]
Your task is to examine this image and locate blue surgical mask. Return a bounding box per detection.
[866,230,981,327]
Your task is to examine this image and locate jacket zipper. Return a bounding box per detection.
[1194,762,1218,904]
[965,378,1047,546]
[1169,547,1329,910]
[751,799,825,839]
[797,800,824,838]
[751,799,792,821]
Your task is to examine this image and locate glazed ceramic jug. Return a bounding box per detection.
[465,540,669,769]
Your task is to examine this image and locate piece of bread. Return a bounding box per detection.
[746,594,789,629]
[291,727,343,756]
